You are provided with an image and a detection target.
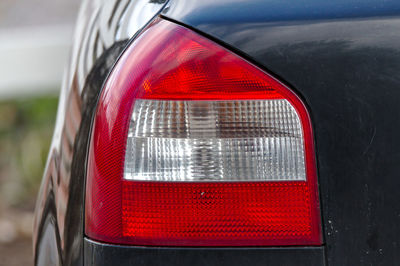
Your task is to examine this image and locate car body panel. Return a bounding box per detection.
[163,1,400,264]
[33,0,167,265]
[34,0,400,265]
[84,238,325,266]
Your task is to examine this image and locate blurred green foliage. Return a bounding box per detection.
[0,97,58,209]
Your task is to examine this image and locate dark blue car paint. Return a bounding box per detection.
[163,1,400,264]
[34,0,400,265]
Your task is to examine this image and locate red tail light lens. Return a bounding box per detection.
[85,18,322,246]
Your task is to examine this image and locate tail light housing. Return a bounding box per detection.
[85,18,322,246]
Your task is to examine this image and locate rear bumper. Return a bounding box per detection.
[84,238,326,266]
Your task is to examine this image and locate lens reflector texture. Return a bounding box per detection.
[124,99,305,181]
[85,18,322,246]
[122,181,312,246]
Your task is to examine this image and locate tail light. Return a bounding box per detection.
[85,18,322,246]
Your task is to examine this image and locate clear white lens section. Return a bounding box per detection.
[124,100,306,181]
